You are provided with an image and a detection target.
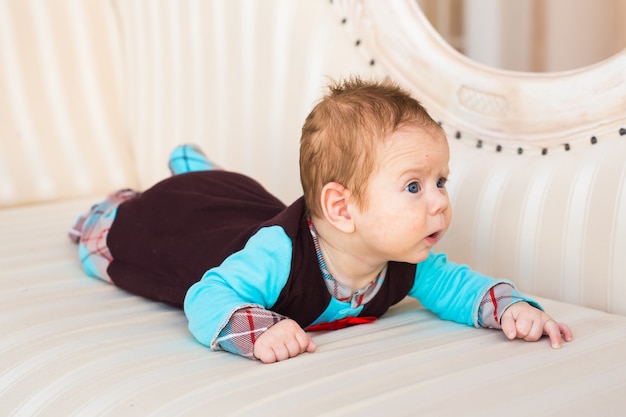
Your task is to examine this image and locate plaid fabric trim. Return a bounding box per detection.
[477,283,525,328]
[306,216,386,307]
[216,307,286,359]
[70,189,139,283]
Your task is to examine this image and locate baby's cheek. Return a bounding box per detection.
[444,206,453,228]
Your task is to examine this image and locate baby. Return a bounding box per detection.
[70,77,572,363]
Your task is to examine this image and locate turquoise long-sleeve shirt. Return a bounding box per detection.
[184,223,526,351]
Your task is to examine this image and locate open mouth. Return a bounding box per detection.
[425,231,441,244]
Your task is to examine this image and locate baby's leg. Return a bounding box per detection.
[70,189,139,283]
[70,144,216,282]
[168,144,222,175]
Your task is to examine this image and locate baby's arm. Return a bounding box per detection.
[185,226,300,360]
[410,253,573,348]
[476,283,572,348]
[215,307,316,362]
[215,307,285,359]
[500,302,573,348]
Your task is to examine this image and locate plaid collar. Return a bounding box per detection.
[306,216,386,308]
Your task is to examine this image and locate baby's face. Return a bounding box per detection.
[350,124,452,264]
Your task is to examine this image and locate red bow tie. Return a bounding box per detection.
[305,316,377,331]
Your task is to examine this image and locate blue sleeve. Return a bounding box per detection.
[183,225,293,350]
[408,251,517,327]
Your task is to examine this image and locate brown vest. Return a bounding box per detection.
[107,171,416,327]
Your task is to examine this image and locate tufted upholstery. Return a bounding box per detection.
[336,0,626,315]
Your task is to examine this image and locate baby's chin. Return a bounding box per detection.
[395,249,432,265]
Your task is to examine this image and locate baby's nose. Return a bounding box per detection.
[428,190,449,215]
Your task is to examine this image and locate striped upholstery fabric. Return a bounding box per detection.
[336,1,626,314]
[0,0,137,207]
[442,134,626,315]
[112,0,380,205]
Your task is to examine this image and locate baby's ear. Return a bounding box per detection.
[320,182,355,233]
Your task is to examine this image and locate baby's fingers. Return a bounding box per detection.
[286,332,314,357]
[543,319,563,348]
[500,312,519,340]
[544,320,574,349]
[295,331,317,354]
[253,319,316,363]
[500,311,545,341]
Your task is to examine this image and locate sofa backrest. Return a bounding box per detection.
[2,0,625,316]
[0,0,138,207]
[0,0,377,206]
[111,0,380,205]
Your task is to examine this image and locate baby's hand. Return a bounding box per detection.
[253,319,317,363]
[500,302,573,348]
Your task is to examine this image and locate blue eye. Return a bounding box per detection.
[405,181,420,193]
[437,178,447,188]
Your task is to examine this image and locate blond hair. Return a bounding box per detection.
[299,76,441,217]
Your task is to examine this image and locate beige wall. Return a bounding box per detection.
[418,0,626,72]
[543,0,626,71]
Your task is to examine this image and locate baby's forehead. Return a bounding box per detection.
[377,126,449,165]
[382,123,448,147]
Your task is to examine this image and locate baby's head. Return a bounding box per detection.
[300,76,443,218]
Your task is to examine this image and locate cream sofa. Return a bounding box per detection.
[2,1,626,416]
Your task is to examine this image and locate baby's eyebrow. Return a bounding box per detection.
[403,164,450,177]
[400,167,425,178]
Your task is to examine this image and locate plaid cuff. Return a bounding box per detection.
[216,308,286,359]
[70,189,139,283]
[477,283,528,329]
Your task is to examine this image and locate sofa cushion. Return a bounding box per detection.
[2,198,626,416]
